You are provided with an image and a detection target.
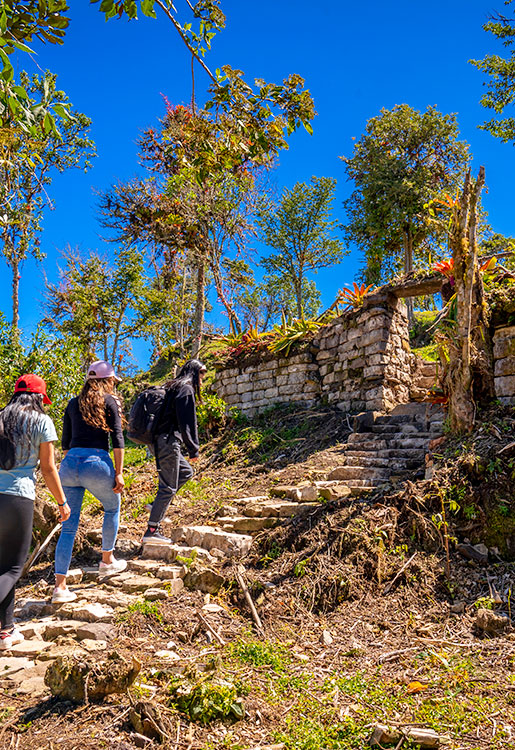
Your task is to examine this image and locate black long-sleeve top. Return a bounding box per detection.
[154,382,199,458]
[61,395,125,452]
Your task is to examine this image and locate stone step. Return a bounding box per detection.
[344,438,430,452]
[216,516,283,533]
[102,572,171,594]
[342,478,385,488]
[348,430,432,444]
[127,559,186,579]
[269,484,318,502]
[166,526,252,557]
[370,423,426,435]
[315,482,352,501]
[343,447,425,460]
[341,455,420,470]
[328,466,391,481]
[218,499,319,519]
[374,414,421,425]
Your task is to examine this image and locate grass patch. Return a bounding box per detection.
[412,342,439,362]
[117,599,163,624]
[227,639,292,672]
[124,445,148,467]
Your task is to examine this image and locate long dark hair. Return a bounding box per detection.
[0,392,46,470]
[164,359,206,401]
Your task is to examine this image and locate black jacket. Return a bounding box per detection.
[154,382,199,458]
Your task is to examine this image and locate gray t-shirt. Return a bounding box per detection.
[0,412,57,500]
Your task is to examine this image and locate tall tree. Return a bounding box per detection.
[235,271,320,331]
[471,3,515,143]
[44,246,151,366]
[0,72,94,344]
[257,177,344,319]
[100,72,315,351]
[442,168,495,432]
[342,105,470,297]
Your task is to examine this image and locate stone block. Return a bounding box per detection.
[363,365,385,380]
[494,357,515,378]
[217,515,282,533]
[183,568,225,594]
[495,375,515,397]
[168,526,253,557]
[316,350,336,362]
[493,332,515,360]
[264,387,279,398]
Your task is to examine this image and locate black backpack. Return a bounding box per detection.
[127,386,168,445]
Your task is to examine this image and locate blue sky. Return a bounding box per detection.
[4,0,514,366]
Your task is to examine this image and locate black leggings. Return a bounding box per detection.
[0,493,33,630]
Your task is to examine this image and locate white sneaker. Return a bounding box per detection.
[98,558,127,578]
[0,628,24,650]
[52,587,78,604]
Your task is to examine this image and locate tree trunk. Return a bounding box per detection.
[11,255,20,348]
[443,167,495,433]
[192,258,206,357]
[209,244,242,335]
[403,227,414,326]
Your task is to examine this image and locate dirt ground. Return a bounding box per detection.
[1,404,515,750]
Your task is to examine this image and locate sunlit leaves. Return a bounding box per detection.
[471,5,515,143]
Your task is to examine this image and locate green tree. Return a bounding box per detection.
[480,232,515,271]
[471,3,515,143]
[341,105,470,291]
[257,177,344,319]
[44,246,151,367]
[100,72,315,351]
[0,71,94,345]
[235,271,320,331]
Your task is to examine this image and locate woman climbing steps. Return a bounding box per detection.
[0,375,70,650]
[53,360,127,604]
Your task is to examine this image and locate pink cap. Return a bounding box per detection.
[86,360,121,383]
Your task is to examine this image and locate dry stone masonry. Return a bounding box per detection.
[214,293,413,416]
[493,325,515,406]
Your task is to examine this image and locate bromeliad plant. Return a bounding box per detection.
[268,315,324,356]
[337,282,374,310]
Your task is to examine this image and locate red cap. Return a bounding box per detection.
[14,374,52,405]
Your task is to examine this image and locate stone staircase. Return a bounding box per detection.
[1,402,444,699]
[142,401,444,555]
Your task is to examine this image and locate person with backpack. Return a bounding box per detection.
[135,359,206,545]
[52,361,127,603]
[0,375,70,650]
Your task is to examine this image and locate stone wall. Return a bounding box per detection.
[213,293,412,416]
[493,325,515,406]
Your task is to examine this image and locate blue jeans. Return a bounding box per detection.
[55,448,121,576]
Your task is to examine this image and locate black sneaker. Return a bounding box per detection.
[142,526,171,546]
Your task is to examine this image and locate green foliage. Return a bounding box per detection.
[168,674,244,724]
[342,104,470,285]
[412,343,439,362]
[258,177,346,319]
[268,316,325,356]
[0,318,85,433]
[197,392,228,436]
[0,1,71,134]
[119,599,163,623]
[44,245,153,366]
[471,5,515,143]
[1,72,95,342]
[123,445,148,467]
[228,639,291,672]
